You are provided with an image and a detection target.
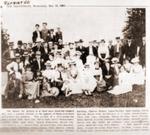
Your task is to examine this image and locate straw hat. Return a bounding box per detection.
[45,60,51,66]
[131,57,139,63]
[111,57,119,63]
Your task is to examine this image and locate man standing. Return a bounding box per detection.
[85,41,98,59]
[32,24,42,43]
[15,40,24,60]
[76,39,86,64]
[108,40,114,59]
[55,27,63,42]
[31,51,45,77]
[123,37,137,61]
[113,37,123,64]
[41,22,50,42]
[47,29,56,43]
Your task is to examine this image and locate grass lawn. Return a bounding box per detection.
[2,85,145,108]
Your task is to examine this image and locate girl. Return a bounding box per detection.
[81,64,97,95]
[93,61,106,92]
[111,57,121,86]
[62,68,83,97]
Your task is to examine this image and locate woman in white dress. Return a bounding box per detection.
[131,57,145,85]
[111,57,121,86]
[81,64,97,95]
[42,60,55,84]
[86,54,97,70]
[72,51,84,74]
[108,66,133,95]
[62,67,83,97]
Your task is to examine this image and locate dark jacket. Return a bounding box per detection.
[32,31,42,43]
[31,59,45,73]
[85,46,98,57]
[55,31,63,42]
[122,41,137,60]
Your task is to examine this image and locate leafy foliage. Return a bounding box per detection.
[123,8,145,45]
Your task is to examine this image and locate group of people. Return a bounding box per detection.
[4,22,146,103]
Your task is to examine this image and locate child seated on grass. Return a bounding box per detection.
[41,77,59,97]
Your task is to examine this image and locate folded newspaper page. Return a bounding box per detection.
[0,0,150,135]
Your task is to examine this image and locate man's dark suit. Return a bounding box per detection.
[41,47,50,62]
[32,46,43,54]
[47,34,56,43]
[55,31,63,42]
[123,41,137,61]
[85,46,98,57]
[31,59,45,77]
[76,46,87,64]
[32,31,42,43]
[15,48,24,56]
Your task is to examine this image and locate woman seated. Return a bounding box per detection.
[42,60,55,86]
[123,58,132,73]
[93,61,106,92]
[131,57,145,85]
[111,57,121,86]
[22,64,40,103]
[81,63,97,95]
[61,67,83,97]
[102,58,114,90]
[108,66,133,95]
[53,64,64,90]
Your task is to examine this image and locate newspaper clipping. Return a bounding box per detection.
[0,0,150,135]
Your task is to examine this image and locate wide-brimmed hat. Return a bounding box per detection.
[36,51,41,56]
[84,63,90,68]
[15,53,20,59]
[23,51,29,56]
[111,57,119,63]
[75,51,82,56]
[104,58,110,63]
[56,50,62,55]
[131,57,139,63]
[45,60,51,66]
[69,61,76,65]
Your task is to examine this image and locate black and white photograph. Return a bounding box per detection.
[1,7,146,108]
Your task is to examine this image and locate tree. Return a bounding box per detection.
[122,8,145,46]
[1,28,10,71]
[1,28,10,53]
